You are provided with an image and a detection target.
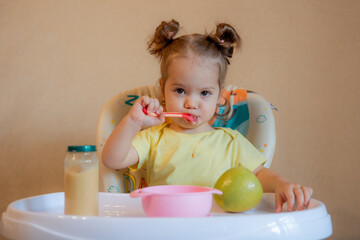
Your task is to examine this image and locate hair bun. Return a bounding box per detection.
[208,23,241,61]
[148,19,180,57]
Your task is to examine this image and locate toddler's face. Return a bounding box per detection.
[163,56,220,133]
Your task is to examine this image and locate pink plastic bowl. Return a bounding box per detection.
[130,185,222,217]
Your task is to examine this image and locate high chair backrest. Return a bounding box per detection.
[96,84,276,193]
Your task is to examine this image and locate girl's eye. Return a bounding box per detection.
[201,91,212,96]
[175,88,185,94]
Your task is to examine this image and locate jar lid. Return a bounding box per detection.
[67,145,96,152]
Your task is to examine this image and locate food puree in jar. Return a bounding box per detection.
[64,145,99,216]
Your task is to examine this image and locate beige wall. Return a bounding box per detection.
[1,1,359,239]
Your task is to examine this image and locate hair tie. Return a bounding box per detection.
[216,37,225,44]
[166,31,175,40]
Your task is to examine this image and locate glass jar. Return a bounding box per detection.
[64,145,99,216]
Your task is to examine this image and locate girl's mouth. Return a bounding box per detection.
[187,115,199,124]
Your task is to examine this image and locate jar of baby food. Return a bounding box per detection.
[64,145,99,216]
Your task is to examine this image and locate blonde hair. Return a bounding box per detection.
[148,20,241,92]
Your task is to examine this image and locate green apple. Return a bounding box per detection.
[214,166,263,212]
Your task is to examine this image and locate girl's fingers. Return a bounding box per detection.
[302,186,313,208]
[281,186,296,212]
[275,183,314,212]
[158,113,165,122]
[154,98,160,108]
[294,186,304,210]
[156,105,164,115]
[147,100,155,114]
[141,97,162,116]
[152,99,161,115]
[140,96,150,107]
[275,193,285,213]
[154,100,163,114]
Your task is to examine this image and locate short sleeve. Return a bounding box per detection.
[131,129,152,171]
[234,133,267,171]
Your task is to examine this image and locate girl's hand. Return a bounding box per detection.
[129,96,165,129]
[275,180,313,212]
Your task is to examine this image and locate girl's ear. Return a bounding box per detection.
[217,86,224,102]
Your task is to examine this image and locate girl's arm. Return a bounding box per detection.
[102,115,142,169]
[253,165,313,212]
[102,96,165,170]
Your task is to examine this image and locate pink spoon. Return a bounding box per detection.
[142,107,198,123]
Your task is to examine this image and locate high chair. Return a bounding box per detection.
[1,84,332,240]
[95,84,276,193]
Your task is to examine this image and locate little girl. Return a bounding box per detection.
[102,20,313,212]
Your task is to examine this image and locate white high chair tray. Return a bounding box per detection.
[1,192,332,240]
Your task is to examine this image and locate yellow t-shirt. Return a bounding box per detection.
[131,123,266,187]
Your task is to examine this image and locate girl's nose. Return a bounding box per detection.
[184,96,197,109]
